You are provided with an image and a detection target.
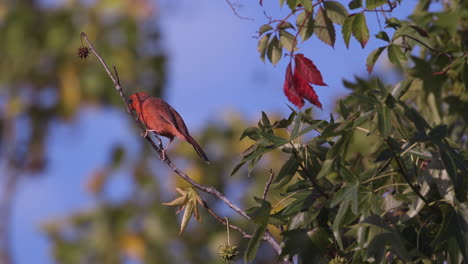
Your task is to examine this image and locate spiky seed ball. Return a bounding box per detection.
[77,46,90,59]
[218,244,239,263]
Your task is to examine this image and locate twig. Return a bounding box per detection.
[289,142,328,198]
[433,52,467,75]
[385,139,429,203]
[263,168,275,200]
[225,0,254,21]
[201,201,251,239]
[80,32,283,255]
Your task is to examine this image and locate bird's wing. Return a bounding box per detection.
[145,98,189,134]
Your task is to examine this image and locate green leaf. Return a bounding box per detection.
[437,144,459,186]
[317,158,334,179]
[261,111,271,126]
[279,30,297,52]
[246,197,272,224]
[277,21,295,30]
[258,130,288,145]
[348,0,362,9]
[392,25,430,46]
[258,33,271,62]
[323,1,348,25]
[375,31,390,42]
[259,24,273,35]
[390,79,413,99]
[240,127,260,140]
[337,162,359,183]
[332,199,351,250]
[366,0,387,9]
[385,17,402,29]
[231,161,246,176]
[352,13,369,48]
[296,11,314,41]
[387,44,405,69]
[267,35,282,66]
[275,111,297,128]
[377,105,391,137]
[314,7,336,47]
[287,0,298,10]
[342,15,355,48]
[339,100,350,119]
[299,0,313,11]
[366,46,386,73]
[272,155,299,189]
[244,222,268,264]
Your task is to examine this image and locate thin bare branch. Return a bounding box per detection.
[225,0,254,21]
[201,201,251,239]
[80,32,283,255]
[263,168,274,200]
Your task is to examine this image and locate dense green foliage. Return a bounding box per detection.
[236,0,467,263]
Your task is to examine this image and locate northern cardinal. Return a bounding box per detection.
[128,92,209,163]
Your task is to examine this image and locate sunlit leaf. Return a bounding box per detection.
[352,13,369,48]
[323,1,348,25]
[314,7,336,47]
[366,46,386,73]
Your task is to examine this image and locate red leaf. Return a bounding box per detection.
[283,63,304,108]
[294,54,327,86]
[294,70,323,109]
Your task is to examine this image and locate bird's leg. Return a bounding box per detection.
[140,130,149,137]
[161,137,174,160]
[154,135,164,149]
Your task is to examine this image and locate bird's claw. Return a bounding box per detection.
[161,149,167,160]
[140,130,149,137]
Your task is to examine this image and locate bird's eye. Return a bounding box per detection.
[128,99,133,105]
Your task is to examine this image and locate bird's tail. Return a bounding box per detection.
[187,135,210,163]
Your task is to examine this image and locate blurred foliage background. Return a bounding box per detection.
[0,0,282,263]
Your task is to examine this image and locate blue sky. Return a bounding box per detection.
[11,1,417,263]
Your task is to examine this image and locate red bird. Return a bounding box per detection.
[128,92,209,163]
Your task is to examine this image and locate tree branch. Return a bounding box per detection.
[225,0,254,21]
[263,168,274,200]
[80,32,283,255]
